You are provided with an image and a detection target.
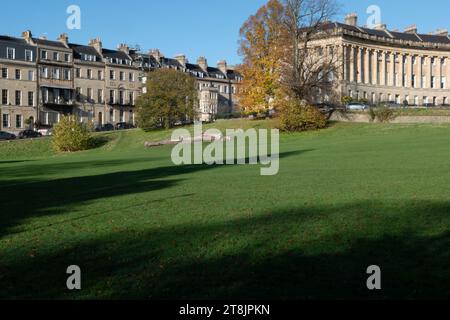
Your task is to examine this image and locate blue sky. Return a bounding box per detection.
[1,0,449,66]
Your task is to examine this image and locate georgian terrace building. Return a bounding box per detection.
[70,41,107,126]
[0,34,37,132]
[0,31,242,133]
[315,13,450,106]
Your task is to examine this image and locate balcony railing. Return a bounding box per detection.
[43,99,75,107]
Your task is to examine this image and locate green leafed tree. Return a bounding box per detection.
[136,68,198,131]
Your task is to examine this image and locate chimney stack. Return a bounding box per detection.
[21,30,33,44]
[58,33,69,47]
[435,28,449,36]
[118,43,130,55]
[174,54,187,67]
[404,25,418,34]
[373,24,387,31]
[89,38,103,54]
[149,49,163,62]
[344,13,358,27]
[197,57,208,71]
[217,60,228,74]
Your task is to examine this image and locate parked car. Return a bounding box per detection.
[37,128,53,136]
[313,103,337,113]
[0,131,16,140]
[115,122,135,130]
[18,130,43,139]
[346,103,368,110]
[95,123,115,132]
[312,103,337,120]
[380,101,402,108]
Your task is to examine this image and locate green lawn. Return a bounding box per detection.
[0,120,449,299]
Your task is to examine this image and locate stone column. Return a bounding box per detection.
[350,46,355,83]
[343,45,347,81]
[389,52,395,86]
[406,54,413,88]
[427,56,432,89]
[357,47,362,83]
[372,50,378,85]
[364,48,370,84]
[399,53,404,87]
[380,51,386,86]
[442,57,450,89]
[437,56,442,89]
[413,55,418,88]
[418,55,423,88]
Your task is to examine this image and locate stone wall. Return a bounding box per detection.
[330,112,450,123]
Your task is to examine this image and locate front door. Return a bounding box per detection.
[98,112,103,126]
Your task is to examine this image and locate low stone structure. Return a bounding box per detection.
[330,112,450,123]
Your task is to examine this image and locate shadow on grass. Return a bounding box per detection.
[0,160,35,165]
[89,136,114,150]
[0,150,308,237]
[1,200,449,300]
[0,158,166,181]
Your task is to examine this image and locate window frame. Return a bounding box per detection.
[1,67,8,79]
[15,90,22,106]
[7,47,16,60]
[28,91,34,106]
[2,114,10,128]
[25,49,33,62]
[1,89,8,105]
[16,114,23,128]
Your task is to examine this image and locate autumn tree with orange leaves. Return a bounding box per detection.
[236,0,287,115]
[237,0,340,115]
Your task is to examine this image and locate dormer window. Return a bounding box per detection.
[25,50,33,62]
[7,47,16,60]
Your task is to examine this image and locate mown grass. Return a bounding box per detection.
[0,120,449,299]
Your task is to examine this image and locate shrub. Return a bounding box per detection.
[216,112,243,120]
[52,116,93,152]
[341,95,353,105]
[358,98,369,105]
[278,100,327,132]
[368,105,398,123]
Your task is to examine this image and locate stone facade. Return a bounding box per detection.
[0,33,38,133]
[312,14,450,107]
[0,30,242,133]
[71,39,107,126]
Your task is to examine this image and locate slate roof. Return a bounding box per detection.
[69,43,102,61]
[226,69,242,81]
[207,66,225,78]
[186,63,205,73]
[102,48,130,60]
[33,38,68,49]
[322,21,450,45]
[0,35,28,44]
[160,57,183,68]
[130,52,160,68]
